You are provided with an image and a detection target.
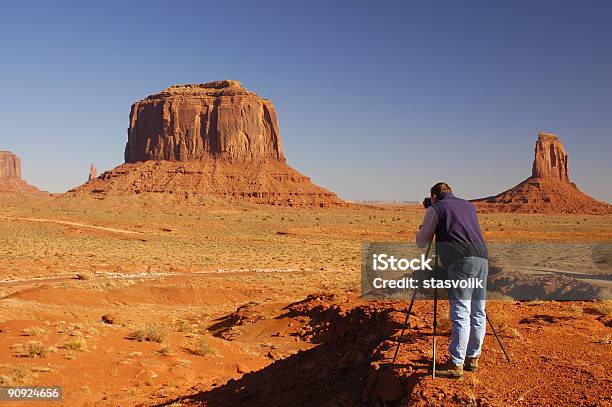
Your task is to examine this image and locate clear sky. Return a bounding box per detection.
[1,1,610,202]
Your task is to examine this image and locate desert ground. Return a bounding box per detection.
[0,194,610,406]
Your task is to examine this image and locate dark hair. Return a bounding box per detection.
[430,182,452,199]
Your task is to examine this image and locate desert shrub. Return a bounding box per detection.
[63,337,87,351]
[0,366,31,386]
[584,301,612,317]
[593,334,611,345]
[22,327,46,336]
[189,335,217,356]
[157,345,173,356]
[134,324,168,343]
[172,319,191,333]
[495,321,521,338]
[569,304,583,315]
[134,329,147,342]
[27,341,48,358]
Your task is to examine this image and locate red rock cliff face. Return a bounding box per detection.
[0,151,22,179]
[531,133,569,182]
[0,151,41,194]
[124,80,285,163]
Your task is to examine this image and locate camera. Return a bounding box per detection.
[423,197,432,208]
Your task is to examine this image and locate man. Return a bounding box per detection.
[416,182,488,379]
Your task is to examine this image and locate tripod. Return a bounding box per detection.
[391,240,511,378]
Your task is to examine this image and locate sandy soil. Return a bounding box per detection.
[0,194,610,406]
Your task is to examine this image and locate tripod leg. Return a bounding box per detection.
[486,314,511,363]
[391,288,418,365]
[431,247,439,379]
[432,286,438,378]
[391,241,432,366]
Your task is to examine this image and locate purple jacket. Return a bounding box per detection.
[416,192,488,267]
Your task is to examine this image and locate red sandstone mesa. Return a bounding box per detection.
[0,151,41,194]
[125,80,284,163]
[473,132,611,214]
[71,80,344,207]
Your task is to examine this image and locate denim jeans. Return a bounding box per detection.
[447,256,488,365]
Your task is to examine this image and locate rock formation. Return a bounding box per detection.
[125,80,284,163]
[531,133,569,182]
[71,81,344,207]
[88,164,97,181]
[0,151,21,179]
[0,151,41,194]
[474,132,611,214]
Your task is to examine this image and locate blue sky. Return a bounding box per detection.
[1,1,610,202]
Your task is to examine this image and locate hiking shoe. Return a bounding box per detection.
[431,360,464,379]
[465,356,479,372]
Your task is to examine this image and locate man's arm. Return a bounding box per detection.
[416,206,438,248]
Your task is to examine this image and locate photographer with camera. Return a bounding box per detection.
[416,182,489,379]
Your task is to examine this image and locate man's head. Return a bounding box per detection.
[430,182,452,204]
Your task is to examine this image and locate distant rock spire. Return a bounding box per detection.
[473,132,611,214]
[531,132,569,183]
[88,164,97,181]
[0,151,42,193]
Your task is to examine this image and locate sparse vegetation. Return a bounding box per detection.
[593,334,611,345]
[0,195,610,405]
[63,337,87,351]
[189,335,217,356]
[496,321,522,338]
[584,301,612,317]
[26,341,49,358]
[172,318,192,333]
[134,324,169,343]
[157,345,173,356]
[22,326,46,336]
[0,366,31,386]
[569,304,583,315]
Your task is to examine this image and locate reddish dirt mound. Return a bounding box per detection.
[161,294,397,406]
[69,159,345,208]
[474,133,611,214]
[158,295,612,406]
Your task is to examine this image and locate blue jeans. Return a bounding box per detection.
[447,256,488,366]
